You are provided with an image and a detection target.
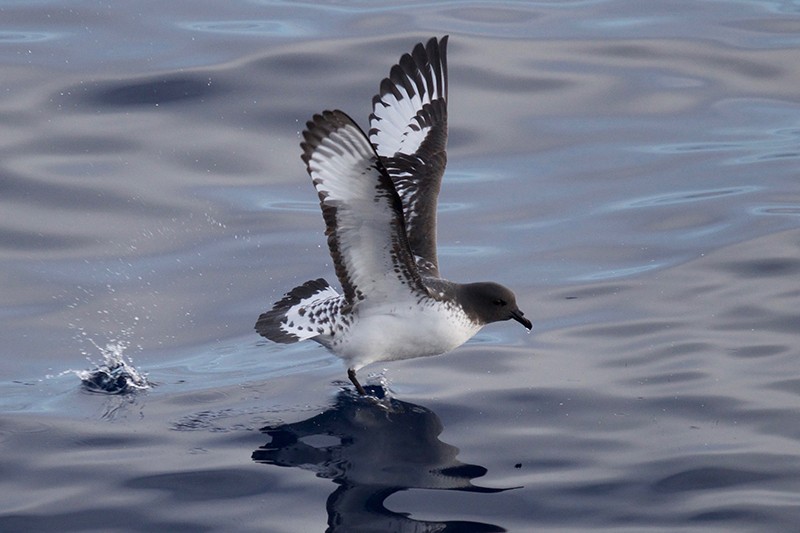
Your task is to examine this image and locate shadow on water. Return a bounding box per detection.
[252,386,511,533]
[68,75,230,108]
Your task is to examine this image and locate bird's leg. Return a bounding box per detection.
[347,368,366,396]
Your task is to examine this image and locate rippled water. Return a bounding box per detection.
[2,1,800,531]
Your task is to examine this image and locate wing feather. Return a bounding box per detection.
[301,110,426,305]
[369,36,449,277]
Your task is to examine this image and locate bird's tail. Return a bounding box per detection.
[255,278,341,344]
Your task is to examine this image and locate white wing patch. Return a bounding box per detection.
[370,38,448,159]
[367,37,449,277]
[278,283,342,341]
[256,278,343,343]
[301,111,425,305]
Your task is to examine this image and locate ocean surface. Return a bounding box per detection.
[2,1,800,531]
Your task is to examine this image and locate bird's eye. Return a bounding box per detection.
[493,299,506,306]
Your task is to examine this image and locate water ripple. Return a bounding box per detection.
[0,31,61,43]
[607,186,760,210]
[652,465,779,494]
[179,20,311,37]
[573,262,665,281]
[751,205,800,216]
[645,126,800,164]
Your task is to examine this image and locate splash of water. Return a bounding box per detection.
[76,339,151,394]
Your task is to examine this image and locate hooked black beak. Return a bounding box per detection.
[510,309,532,330]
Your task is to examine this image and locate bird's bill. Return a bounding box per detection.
[510,309,532,330]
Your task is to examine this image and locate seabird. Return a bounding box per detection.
[256,36,532,395]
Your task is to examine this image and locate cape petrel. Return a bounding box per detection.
[256,36,532,395]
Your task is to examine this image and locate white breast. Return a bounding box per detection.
[332,300,482,370]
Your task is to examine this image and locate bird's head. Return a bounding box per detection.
[459,282,532,330]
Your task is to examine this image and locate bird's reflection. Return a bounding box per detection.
[252,386,509,533]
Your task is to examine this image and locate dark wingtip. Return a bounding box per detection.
[300,109,363,167]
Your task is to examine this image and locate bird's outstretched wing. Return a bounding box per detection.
[302,110,427,305]
[369,36,448,277]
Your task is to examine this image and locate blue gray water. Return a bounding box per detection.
[2,1,800,531]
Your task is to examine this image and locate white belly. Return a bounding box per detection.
[332,301,482,370]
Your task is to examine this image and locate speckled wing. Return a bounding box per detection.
[301,110,427,306]
[369,36,448,277]
[255,278,343,343]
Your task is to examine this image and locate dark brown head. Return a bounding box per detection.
[458,282,532,330]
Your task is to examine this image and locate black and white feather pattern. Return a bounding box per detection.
[255,278,341,343]
[255,36,530,385]
[301,110,428,305]
[369,36,449,277]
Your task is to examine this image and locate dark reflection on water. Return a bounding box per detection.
[253,387,508,533]
[81,76,229,108]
